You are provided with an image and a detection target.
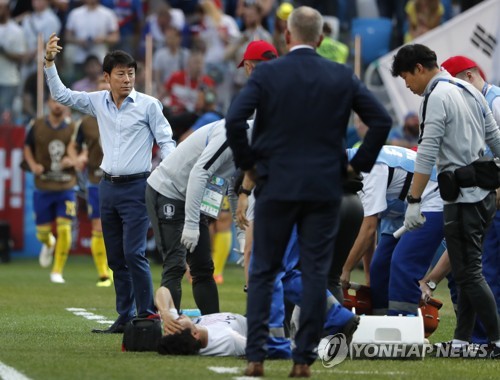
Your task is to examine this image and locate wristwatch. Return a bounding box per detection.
[406,194,422,204]
[426,280,437,291]
[238,186,252,196]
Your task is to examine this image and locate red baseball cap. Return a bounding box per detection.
[237,40,278,68]
[441,56,486,80]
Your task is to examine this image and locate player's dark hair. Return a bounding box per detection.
[157,329,202,355]
[391,44,438,77]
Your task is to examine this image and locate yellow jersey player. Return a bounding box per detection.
[23,96,77,283]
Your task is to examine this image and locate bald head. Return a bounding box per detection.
[287,6,323,47]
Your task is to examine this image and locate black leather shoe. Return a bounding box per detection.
[92,321,127,334]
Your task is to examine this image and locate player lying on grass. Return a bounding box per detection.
[155,286,247,356]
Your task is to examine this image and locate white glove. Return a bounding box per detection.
[404,202,426,231]
[238,237,246,254]
[181,227,200,252]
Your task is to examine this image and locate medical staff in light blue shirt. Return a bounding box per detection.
[44,33,176,333]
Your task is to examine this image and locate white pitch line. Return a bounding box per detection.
[208,367,240,374]
[0,361,32,380]
[207,366,257,380]
[207,366,406,378]
[65,308,114,324]
[330,369,406,375]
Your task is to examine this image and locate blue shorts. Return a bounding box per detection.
[34,189,76,225]
[87,184,100,219]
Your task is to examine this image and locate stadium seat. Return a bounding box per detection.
[351,17,393,66]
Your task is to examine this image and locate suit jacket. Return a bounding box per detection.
[226,47,391,201]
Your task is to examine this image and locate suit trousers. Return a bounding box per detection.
[246,197,340,365]
[99,178,155,324]
[444,192,500,342]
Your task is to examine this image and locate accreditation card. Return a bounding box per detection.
[200,175,228,219]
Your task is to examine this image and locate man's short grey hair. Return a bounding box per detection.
[287,6,323,45]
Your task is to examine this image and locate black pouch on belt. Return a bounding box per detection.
[472,158,500,190]
[454,164,477,187]
[437,171,460,201]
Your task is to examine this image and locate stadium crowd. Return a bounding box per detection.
[3,0,500,378]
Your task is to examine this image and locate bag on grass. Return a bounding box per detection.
[122,316,162,352]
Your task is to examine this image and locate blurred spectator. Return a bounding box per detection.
[71,54,102,92]
[235,0,274,31]
[101,0,144,55]
[0,0,27,124]
[193,0,240,111]
[387,111,420,149]
[162,49,216,140]
[9,0,33,19]
[272,2,293,56]
[404,0,444,43]
[141,2,185,52]
[21,71,48,124]
[64,0,119,81]
[152,26,190,98]
[21,0,62,80]
[316,20,348,64]
[226,0,272,92]
[377,0,407,47]
[178,85,223,141]
[195,0,240,73]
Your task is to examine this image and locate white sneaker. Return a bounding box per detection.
[50,273,65,284]
[39,235,56,268]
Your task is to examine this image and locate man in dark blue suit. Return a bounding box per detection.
[225,6,392,378]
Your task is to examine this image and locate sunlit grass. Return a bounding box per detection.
[0,256,497,380]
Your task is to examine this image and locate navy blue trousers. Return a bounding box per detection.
[266,226,355,359]
[99,178,155,323]
[246,198,340,365]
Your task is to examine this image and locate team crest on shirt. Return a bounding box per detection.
[163,204,175,219]
[48,139,65,172]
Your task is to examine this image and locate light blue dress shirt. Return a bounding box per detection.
[45,65,176,175]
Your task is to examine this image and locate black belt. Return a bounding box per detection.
[103,171,150,183]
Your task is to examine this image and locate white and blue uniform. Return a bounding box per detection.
[348,146,443,315]
[169,309,247,356]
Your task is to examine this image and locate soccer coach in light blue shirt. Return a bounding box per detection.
[44,33,176,333]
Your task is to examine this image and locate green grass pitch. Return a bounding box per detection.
[0,256,499,380]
